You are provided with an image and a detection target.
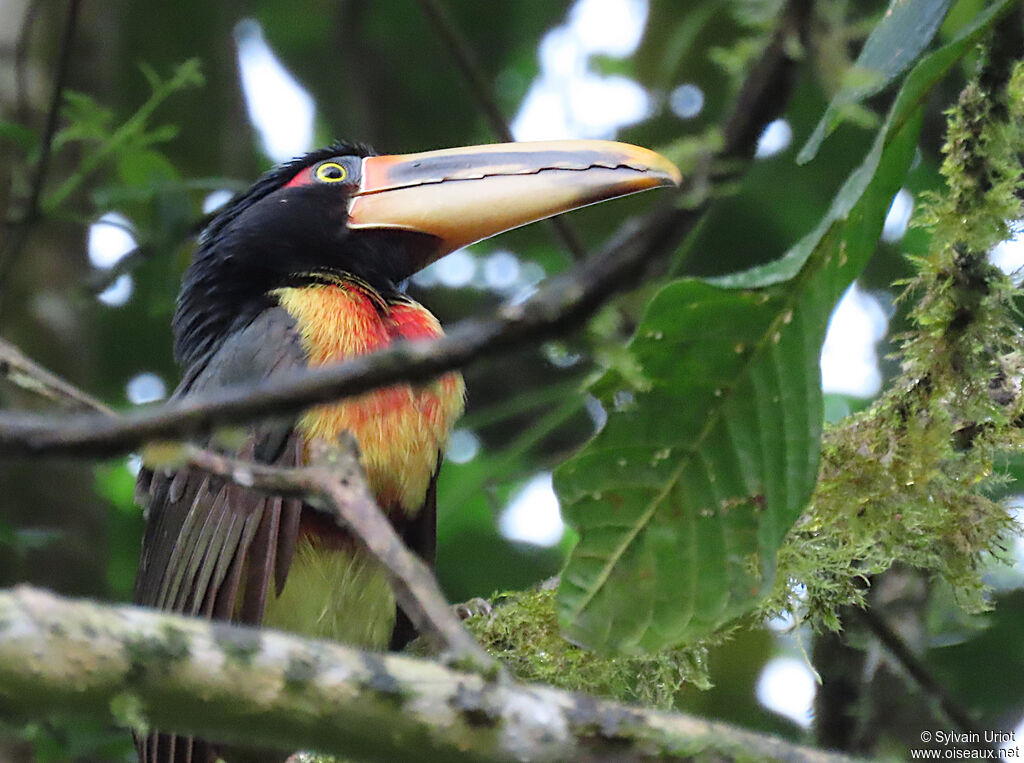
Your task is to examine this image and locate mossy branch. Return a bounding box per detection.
[770,52,1024,626]
[0,586,857,763]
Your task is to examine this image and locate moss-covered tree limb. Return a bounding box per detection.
[0,586,856,763]
[771,50,1024,626]
[773,38,1024,755]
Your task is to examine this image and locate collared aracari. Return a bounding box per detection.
[132,139,680,762]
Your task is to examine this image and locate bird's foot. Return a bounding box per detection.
[452,596,492,621]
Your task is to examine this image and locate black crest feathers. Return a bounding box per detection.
[173,142,375,367]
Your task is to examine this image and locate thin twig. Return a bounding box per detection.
[721,0,812,160]
[0,0,82,311]
[0,338,114,415]
[416,0,588,261]
[415,0,515,144]
[14,0,42,121]
[182,441,495,671]
[852,606,996,753]
[85,244,147,295]
[23,0,80,219]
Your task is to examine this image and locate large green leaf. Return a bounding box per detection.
[554,0,1015,654]
[797,0,952,164]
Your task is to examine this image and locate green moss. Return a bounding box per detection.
[767,58,1024,627]
[462,588,717,708]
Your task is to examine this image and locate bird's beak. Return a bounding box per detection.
[348,139,681,269]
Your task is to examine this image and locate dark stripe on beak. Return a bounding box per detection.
[348,139,680,266]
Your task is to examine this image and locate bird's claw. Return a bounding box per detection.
[452,597,493,621]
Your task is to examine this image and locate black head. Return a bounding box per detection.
[173,142,438,368]
[172,138,682,368]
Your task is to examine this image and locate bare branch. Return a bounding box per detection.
[415,0,514,144]
[721,0,812,160]
[0,586,859,763]
[0,206,688,459]
[0,0,806,462]
[181,440,495,671]
[0,337,114,415]
[0,335,488,666]
[852,606,995,752]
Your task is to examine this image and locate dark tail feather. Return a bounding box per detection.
[135,730,213,763]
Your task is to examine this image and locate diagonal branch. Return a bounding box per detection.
[181,441,494,671]
[0,0,807,462]
[0,336,487,667]
[721,0,812,160]
[852,606,995,751]
[0,205,687,460]
[0,585,859,763]
[415,0,514,144]
[0,337,114,415]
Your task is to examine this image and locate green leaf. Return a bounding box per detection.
[798,0,953,164]
[718,0,1019,290]
[555,115,917,652]
[116,148,179,187]
[141,58,205,93]
[139,123,181,146]
[43,60,204,214]
[554,0,1012,653]
[55,91,115,148]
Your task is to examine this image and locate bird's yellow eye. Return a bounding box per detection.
[315,161,348,183]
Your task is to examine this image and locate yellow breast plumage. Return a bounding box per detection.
[274,277,465,513]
